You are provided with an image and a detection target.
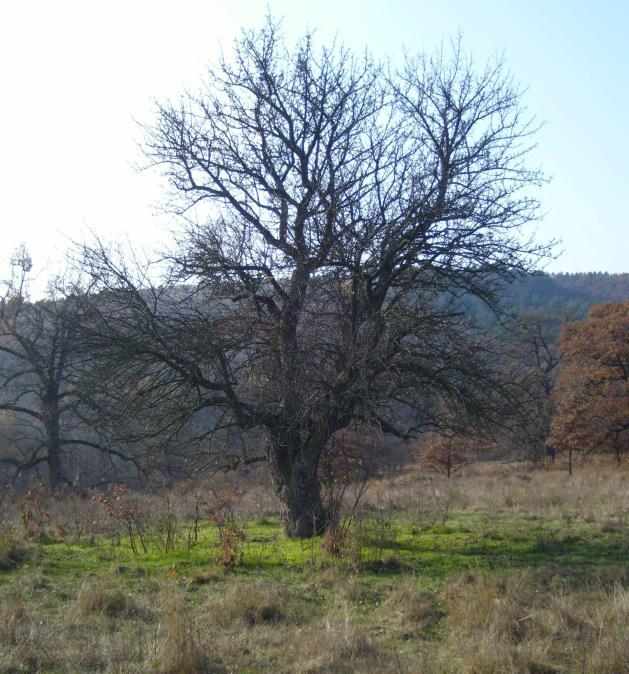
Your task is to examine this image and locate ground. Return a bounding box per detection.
[0,461,627,673]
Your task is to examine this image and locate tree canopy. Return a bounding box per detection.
[549,301,629,467]
[74,20,549,536]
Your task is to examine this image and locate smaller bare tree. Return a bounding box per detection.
[0,248,141,488]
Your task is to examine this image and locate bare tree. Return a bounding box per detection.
[0,248,141,488]
[511,310,562,461]
[75,21,549,536]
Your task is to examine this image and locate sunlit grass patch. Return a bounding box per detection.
[1,509,626,593]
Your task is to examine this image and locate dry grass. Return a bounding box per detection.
[77,579,144,619]
[375,458,629,528]
[290,615,383,674]
[444,569,629,674]
[385,579,444,638]
[0,533,26,571]
[206,579,314,628]
[0,460,628,673]
[159,593,216,674]
[0,567,627,673]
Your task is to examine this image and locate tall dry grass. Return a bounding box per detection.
[369,459,629,528]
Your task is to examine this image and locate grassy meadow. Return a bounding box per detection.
[0,461,628,673]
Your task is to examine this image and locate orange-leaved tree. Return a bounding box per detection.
[420,433,478,478]
[548,301,629,472]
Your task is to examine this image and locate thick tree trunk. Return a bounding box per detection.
[267,437,327,538]
[43,401,64,489]
[47,444,64,490]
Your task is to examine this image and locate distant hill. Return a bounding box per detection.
[506,272,629,317]
[460,272,629,327]
[550,272,629,303]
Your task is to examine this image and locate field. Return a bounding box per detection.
[1,461,628,673]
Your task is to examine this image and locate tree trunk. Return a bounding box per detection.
[267,437,327,538]
[43,401,64,489]
[47,445,64,490]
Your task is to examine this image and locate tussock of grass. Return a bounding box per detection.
[385,579,444,637]
[207,579,313,627]
[189,569,221,585]
[444,569,629,674]
[77,579,144,619]
[0,534,26,571]
[160,593,217,674]
[291,618,382,674]
[0,600,31,646]
[0,598,62,674]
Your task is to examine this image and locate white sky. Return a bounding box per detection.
[1,0,627,293]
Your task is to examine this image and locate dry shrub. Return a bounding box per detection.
[207,580,311,627]
[332,520,365,569]
[205,489,247,572]
[214,521,246,571]
[77,580,142,619]
[355,501,399,561]
[322,526,347,557]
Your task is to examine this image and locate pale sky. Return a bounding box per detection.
[1,0,627,291]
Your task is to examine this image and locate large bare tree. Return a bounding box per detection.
[75,22,549,536]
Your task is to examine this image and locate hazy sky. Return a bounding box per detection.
[1,0,627,288]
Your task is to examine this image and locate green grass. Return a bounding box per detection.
[3,510,626,590]
[1,498,627,674]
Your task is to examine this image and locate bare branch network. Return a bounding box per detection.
[73,21,550,536]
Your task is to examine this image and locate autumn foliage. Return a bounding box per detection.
[548,302,629,466]
[420,434,476,478]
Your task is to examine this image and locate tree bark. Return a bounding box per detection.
[47,445,63,490]
[43,401,64,489]
[267,436,327,538]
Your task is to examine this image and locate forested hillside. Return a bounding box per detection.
[462,272,629,327]
[509,272,629,315]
